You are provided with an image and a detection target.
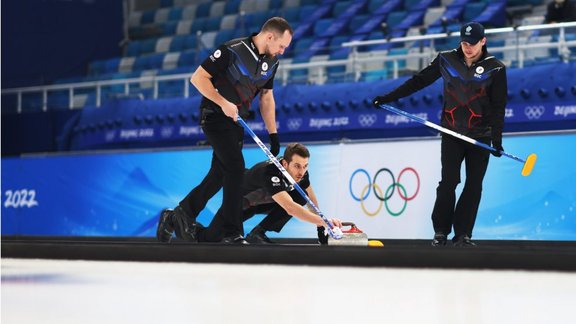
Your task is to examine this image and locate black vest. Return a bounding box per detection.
[203,36,279,118]
[438,49,506,137]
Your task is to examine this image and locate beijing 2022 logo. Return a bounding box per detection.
[349,167,420,216]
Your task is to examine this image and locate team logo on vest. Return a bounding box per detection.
[271,176,281,186]
[210,49,221,62]
[261,62,269,76]
[474,66,484,78]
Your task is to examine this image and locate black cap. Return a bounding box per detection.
[460,22,485,45]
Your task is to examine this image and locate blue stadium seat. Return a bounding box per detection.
[204,17,222,31]
[162,21,178,35]
[463,1,487,22]
[429,5,464,27]
[133,56,150,72]
[168,7,182,21]
[215,29,237,46]
[141,10,156,25]
[313,19,334,37]
[349,15,369,33]
[299,5,319,22]
[209,1,226,17]
[224,0,242,15]
[139,39,157,55]
[191,18,207,33]
[195,2,212,18]
[148,54,165,70]
[405,0,440,11]
[288,37,315,58]
[354,14,387,35]
[448,0,474,7]
[298,37,331,59]
[475,1,507,26]
[332,1,352,17]
[169,35,186,52]
[368,0,385,12]
[329,36,349,54]
[126,42,141,56]
[372,0,403,15]
[386,11,408,29]
[183,34,198,51]
[279,7,301,23]
[242,11,270,31]
[104,58,121,74]
[392,10,426,31]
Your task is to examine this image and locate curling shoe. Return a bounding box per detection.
[156,209,175,243]
[221,234,250,245]
[172,206,199,242]
[431,233,447,247]
[453,235,476,247]
[246,226,275,244]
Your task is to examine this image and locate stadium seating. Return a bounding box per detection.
[59,60,576,151]
[4,0,575,156]
[59,0,531,95]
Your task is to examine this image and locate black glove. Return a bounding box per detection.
[317,226,328,245]
[372,95,393,108]
[491,138,503,157]
[269,133,280,156]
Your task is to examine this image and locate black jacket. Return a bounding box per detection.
[242,159,309,210]
[381,47,507,139]
[200,34,280,118]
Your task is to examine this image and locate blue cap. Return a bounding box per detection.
[460,22,485,45]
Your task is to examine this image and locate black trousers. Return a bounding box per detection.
[179,111,245,240]
[244,204,293,232]
[198,191,308,242]
[197,203,291,242]
[431,134,491,239]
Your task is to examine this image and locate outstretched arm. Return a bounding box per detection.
[272,191,341,228]
[374,54,442,105]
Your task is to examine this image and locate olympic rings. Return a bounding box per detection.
[349,167,420,216]
[360,183,383,216]
[349,169,371,201]
[375,168,397,201]
[397,167,420,201]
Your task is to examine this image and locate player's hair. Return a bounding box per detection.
[261,17,293,36]
[284,143,310,163]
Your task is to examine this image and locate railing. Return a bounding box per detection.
[342,21,576,68]
[3,22,575,113]
[2,74,194,113]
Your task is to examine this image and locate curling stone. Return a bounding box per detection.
[328,222,368,246]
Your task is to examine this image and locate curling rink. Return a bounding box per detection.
[2,258,575,324]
